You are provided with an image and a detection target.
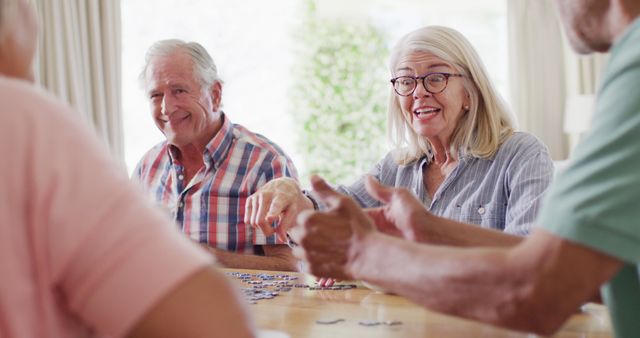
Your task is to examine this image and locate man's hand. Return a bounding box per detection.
[244,177,313,241]
[363,176,431,242]
[290,175,375,280]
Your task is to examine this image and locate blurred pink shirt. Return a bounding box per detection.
[0,77,212,338]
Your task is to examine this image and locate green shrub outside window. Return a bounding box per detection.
[290,0,390,185]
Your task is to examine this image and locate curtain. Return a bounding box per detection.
[33,0,124,163]
[563,41,608,152]
[507,0,568,160]
[564,46,608,96]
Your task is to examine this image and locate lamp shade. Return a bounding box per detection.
[563,94,595,134]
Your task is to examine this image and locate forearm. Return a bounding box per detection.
[125,266,255,338]
[350,233,523,325]
[205,245,298,271]
[348,231,620,335]
[414,213,523,247]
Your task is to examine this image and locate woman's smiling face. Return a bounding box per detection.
[394,51,469,144]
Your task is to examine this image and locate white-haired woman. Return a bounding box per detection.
[245,26,553,281]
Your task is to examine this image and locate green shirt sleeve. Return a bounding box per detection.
[537,18,640,338]
[537,19,640,264]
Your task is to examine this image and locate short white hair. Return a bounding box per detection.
[139,39,222,90]
[388,26,514,165]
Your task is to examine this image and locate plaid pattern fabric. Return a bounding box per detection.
[134,114,298,254]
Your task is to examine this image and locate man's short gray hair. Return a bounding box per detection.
[139,39,222,89]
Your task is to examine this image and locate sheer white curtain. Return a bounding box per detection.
[33,0,124,163]
[507,0,568,160]
[564,50,608,96]
[563,42,608,151]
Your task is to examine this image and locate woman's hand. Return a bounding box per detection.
[363,176,431,242]
[316,277,338,287]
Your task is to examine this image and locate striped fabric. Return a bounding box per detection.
[134,113,298,254]
[333,132,554,235]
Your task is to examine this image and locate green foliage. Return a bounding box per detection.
[290,0,390,185]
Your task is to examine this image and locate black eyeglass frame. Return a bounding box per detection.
[390,72,464,96]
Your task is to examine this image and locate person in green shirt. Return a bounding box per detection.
[284,0,640,336]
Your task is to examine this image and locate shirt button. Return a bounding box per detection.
[179,202,184,208]
[178,175,184,180]
[478,207,485,215]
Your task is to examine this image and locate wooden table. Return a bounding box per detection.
[226,269,612,338]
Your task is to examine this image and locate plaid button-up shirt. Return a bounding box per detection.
[134,114,298,254]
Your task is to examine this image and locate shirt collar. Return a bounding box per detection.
[419,148,434,167]
[167,112,234,169]
[611,16,640,56]
[204,112,234,168]
[417,146,474,171]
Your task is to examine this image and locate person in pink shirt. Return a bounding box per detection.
[0,1,254,337]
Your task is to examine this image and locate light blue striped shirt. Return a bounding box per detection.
[334,132,554,235]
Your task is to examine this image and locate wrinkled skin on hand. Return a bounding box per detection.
[362,176,428,242]
[291,175,433,281]
[290,175,375,280]
[244,177,308,241]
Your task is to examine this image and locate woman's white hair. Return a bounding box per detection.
[139,39,222,90]
[388,26,514,165]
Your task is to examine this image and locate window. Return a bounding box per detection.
[121,0,301,174]
[122,0,506,181]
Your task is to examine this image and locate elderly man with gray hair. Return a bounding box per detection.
[134,39,299,271]
[0,0,254,337]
